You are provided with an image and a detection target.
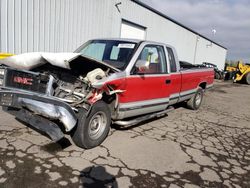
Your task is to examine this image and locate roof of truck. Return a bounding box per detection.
[90,38,176,50]
[91,38,142,43]
[91,38,177,49]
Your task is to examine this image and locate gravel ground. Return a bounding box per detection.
[0,80,249,188]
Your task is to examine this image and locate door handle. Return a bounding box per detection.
[165,79,171,84]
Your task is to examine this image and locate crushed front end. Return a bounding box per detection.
[0,66,78,141]
[0,53,117,142]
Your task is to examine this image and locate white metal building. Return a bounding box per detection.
[0,0,227,69]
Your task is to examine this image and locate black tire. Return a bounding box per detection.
[186,87,204,110]
[71,101,111,149]
[232,71,237,80]
[224,72,230,80]
[245,72,250,85]
[215,72,220,79]
[219,72,224,80]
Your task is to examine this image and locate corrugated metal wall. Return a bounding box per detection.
[0,0,227,69]
[0,0,118,53]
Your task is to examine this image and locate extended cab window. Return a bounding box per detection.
[166,47,177,73]
[134,45,167,74]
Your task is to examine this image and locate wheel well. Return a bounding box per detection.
[199,82,207,90]
[102,93,117,117]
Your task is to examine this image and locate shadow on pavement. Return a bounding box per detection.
[80,166,118,188]
[16,118,72,152]
[41,137,72,154]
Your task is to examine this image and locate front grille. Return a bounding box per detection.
[5,68,50,94]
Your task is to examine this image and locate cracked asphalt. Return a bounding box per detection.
[0,81,250,188]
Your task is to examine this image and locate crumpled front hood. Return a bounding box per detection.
[0,52,119,72]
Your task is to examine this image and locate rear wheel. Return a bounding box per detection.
[71,101,111,149]
[187,87,204,110]
[218,72,223,80]
[245,72,250,85]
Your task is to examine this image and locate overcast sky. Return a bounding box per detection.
[141,0,250,63]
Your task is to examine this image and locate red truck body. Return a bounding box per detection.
[0,39,214,148]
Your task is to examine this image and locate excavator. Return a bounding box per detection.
[225,60,250,85]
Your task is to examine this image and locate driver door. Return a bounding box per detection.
[119,44,171,118]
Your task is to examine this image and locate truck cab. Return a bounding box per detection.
[76,39,213,119]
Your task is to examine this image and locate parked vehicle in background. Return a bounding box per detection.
[0,39,214,149]
[225,61,250,84]
[179,61,204,69]
[224,64,237,81]
[202,62,224,80]
[235,61,250,84]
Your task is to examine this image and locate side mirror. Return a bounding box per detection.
[135,60,149,71]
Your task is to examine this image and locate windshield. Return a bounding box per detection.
[75,40,138,70]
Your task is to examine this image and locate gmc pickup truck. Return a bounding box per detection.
[0,39,214,149]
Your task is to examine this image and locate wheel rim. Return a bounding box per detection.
[88,111,107,140]
[195,92,202,106]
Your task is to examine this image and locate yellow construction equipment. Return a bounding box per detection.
[234,61,250,84]
[225,65,237,72]
[225,60,250,84]
[0,53,13,59]
[224,64,237,80]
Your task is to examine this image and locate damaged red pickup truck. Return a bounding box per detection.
[0,39,214,149]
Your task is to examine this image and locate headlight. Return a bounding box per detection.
[0,68,5,76]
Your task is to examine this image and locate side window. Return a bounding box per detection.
[167,47,177,73]
[135,45,167,74]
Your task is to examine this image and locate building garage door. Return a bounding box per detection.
[120,20,146,40]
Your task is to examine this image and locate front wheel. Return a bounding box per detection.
[186,87,204,110]
[245,72,250,85]
[71,101,111,149]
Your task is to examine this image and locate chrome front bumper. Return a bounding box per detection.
[0,90,77,132]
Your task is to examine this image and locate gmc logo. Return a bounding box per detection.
[13,76,33,85]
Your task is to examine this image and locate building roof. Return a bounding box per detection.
[131,0,227,50]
